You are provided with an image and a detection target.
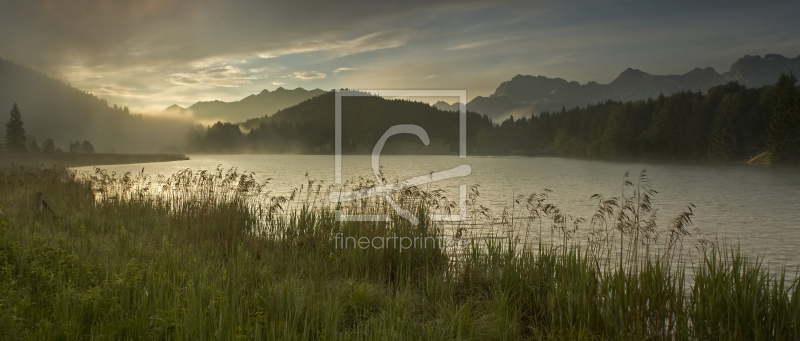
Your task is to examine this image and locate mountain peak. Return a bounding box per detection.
[682,67,721,80]
[432,100,464,112]
[764,53,786,60]
[614,68,648,81]
[686,66,718,74]
[492,74,570,99]
[724,53,800,87]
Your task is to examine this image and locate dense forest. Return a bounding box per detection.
[535,73,798,162]
[188,74,800,163]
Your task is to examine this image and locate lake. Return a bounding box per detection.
[73,154,800,271]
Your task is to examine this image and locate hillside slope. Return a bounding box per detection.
[195,91,491,154]
[0,58,191,153]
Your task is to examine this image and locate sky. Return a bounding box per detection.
[1,0,799,114]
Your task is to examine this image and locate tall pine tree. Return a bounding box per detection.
[708,93,743,161]
[766,72,799,163]
[4,103,27,152]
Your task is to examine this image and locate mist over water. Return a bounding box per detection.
[74,155,800,271]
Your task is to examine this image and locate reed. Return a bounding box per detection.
[0,164,797,340]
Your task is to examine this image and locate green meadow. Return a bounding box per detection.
[0,165,798,340]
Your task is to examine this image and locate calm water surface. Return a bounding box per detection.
[73,155,800,271]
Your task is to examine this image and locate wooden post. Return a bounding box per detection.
[36,192,43,217]
[35,192,43,234]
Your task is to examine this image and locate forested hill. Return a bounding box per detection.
[191,91,492,154]
[189,75,800,164]
[0,58,192,153]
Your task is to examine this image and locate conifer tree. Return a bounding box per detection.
[708,93,743,161]
[767,72,799,163]
[4,103,27,152]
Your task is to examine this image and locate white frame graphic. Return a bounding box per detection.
[331,90,469,224]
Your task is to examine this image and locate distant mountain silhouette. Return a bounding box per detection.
[0,58,191,153]
[462,53,800,120]
[165,87,326,123]
[432,101,464,112]
[723,54,800,87]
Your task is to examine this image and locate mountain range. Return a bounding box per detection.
[171,53,800,124]
[440,54,800,120]
[164,87,326,123]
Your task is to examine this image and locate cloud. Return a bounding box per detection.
[3,0,800,118]
[190,56,243,69]
[167,65,259,87]
[271,82,284,85]
[422,75,439,82]
[334,67,359,73]
[444,38,509,51]
[91,84,155,99]
[248,67,275,73]
[290,71,327,80]
[257,31,408,59]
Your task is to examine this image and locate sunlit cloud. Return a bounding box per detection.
[444,38,509,51]
[168,65,259,87]
[2,0,799,117]
[334,67,358,73]
[92,85,154,99]
[248,66,276,73]
[290,71,327,80]
[190,57,238,68]
[257,31,408,59]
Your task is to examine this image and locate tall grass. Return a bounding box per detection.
[0,165,798,340]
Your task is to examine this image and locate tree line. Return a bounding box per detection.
[2,103,95,154]
[531,73,798,163]
[187,74,796,164]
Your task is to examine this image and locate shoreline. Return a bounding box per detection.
[180,151,797,168]
[0,152,189,168]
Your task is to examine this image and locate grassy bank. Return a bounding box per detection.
[0,152,189,168]
[0,166,798,340]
